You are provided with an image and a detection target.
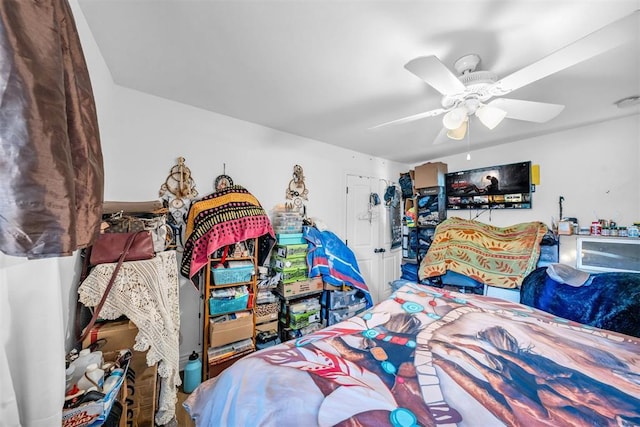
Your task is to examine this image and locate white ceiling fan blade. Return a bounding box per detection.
[488,98,565,123]
[404,56,466,95]
[493,10,640,96]
[369,108,447,130]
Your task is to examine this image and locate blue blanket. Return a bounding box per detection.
[521,266,640,338]
[304,227,372,307]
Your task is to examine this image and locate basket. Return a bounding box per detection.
[209,293,250,315]
[211,261,254,285]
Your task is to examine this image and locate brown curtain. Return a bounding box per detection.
[0,0,104,258]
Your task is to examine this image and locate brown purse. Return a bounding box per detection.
[89,231,155,266]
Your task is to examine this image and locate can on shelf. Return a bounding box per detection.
[590,221,602,235]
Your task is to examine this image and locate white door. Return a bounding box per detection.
[345,174,401,304]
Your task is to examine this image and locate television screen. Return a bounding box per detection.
[445,161,532,210]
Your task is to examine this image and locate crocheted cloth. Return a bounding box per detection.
[181,185,275,286]
[79,250,180,425]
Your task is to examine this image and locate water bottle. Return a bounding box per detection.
[183,351,202,393]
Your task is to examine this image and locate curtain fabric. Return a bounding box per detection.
[0,0,104,258]
[0,0,103,425]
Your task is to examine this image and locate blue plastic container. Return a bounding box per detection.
[183,351,202,393]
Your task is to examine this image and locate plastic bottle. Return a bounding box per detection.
[68,349,103,389]
[183,351,202,393]
[102,368,124,394]
[77,363,105,392]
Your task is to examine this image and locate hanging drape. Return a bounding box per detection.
[0,0,104,425]
[0,0,104,258]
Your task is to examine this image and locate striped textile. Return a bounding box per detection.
[419,217,547,289]
[180,185,275,286]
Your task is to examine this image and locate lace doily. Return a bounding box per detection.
[79,250,181,425]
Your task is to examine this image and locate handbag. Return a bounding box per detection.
[89,231,155,266]
[78,231,154,345]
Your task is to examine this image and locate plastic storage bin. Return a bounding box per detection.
[321,288,368,310]
[276,233,305,245]
[323,302,367,326]
[209,289,250,315]
[211,261,254,285]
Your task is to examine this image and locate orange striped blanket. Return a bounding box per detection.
[419,217,548,288]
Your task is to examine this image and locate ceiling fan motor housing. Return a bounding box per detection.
[441,69,499,109]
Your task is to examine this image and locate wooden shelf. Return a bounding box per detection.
[202,238,258,381]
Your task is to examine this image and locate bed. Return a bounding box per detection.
[184,280,640,426]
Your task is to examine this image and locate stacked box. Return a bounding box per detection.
[276,233,305,245]
[272,211,304,234]
[255,300,280,324]
[209,315,253,347]
[276,277,323,298]
[280,296,321,329]
[271,256,307,271]
[275,243,308,259]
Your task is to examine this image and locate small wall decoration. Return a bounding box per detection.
[159,157,198,248]
[285,164,309,210]
[214,174,234,192]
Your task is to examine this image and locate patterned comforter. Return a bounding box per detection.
[184,282,640,426]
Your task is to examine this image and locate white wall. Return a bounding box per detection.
[432,114,640,230]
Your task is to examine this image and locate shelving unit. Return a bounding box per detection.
[402,186,446,264]
[202,238,258,380]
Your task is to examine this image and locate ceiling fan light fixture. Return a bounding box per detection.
[443,107,468,130]
[476,104,507,130]
[446,118,468,140]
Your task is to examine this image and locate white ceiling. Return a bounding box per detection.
[78,0,640,164]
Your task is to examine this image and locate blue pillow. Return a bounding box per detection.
[440,270,484,289]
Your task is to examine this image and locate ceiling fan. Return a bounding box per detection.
[371,9,639,143]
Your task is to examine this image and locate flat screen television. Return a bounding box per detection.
[445,161,532,210]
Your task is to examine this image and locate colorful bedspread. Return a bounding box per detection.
[419,217,547,288]
[184,282,640,426]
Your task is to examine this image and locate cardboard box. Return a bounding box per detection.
[277,276,323,298]
[82,319,136,353]
[209,315,253,347]
[413,162,447,188]
[275,243,308,259]
[82,319,148,376]
[255,320,278,332]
